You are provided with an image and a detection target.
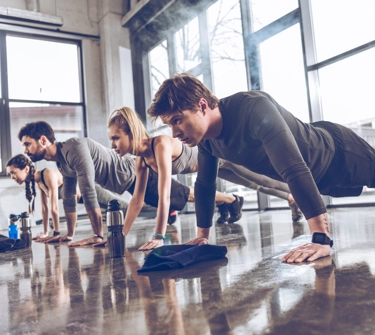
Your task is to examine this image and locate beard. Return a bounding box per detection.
[28,148,47,162]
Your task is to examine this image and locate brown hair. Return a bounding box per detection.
[108,107,151,155]
[6,154,37,213]
[18,121,56,143]
[147,73,219,122]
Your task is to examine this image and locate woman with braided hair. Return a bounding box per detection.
[6,154,62,242]
[7,154,140,243]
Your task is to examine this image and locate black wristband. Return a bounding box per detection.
[93,234,104,240]
[53,231,60,236]
[311,232,333,247]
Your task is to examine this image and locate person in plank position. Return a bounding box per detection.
[147,73,374,263]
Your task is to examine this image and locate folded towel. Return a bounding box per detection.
[137,244,228,273]
[0,234,27,252]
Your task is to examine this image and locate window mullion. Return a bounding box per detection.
[0,31,11,175]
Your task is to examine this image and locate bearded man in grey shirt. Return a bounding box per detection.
[18,121,189,246]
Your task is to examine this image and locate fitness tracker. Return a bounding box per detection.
[311,232,333,247]
[153,233,166,240]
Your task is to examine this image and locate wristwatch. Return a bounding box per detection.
[312,232,333,247]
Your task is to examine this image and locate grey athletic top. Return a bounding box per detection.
[196,91,336,227]
[148,137,198,175]
[172,143,198,175]
[56,138,135,212]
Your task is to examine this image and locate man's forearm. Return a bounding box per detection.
[65,212,77,237]
[307,213,330,237]
[86,208,104,236]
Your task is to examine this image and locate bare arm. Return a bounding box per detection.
[35,169,62,242]
[123,157,149,235]
[138,138,174,251]
[45,169,61,233]
[37,186,50,238]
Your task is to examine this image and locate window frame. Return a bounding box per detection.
[0,30,87,176]
[128,0,375,210]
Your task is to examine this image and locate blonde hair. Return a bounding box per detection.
[108,107,151,155]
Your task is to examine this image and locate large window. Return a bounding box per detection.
[250,0,298,32]
[149,40,169,98]
[135,0,375,210]
[311,0,375,63]
[0,33,85,174]
[207,0,248,98]
[259,24,309,122]
[307,1,375,206]
[175,17,201,73]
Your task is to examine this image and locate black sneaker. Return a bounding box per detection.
[216,203,229,224]
[168,210,178,225]
[228,194,244,224]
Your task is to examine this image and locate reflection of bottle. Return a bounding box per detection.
[20,212,32,247]
[8,214,19,239]
[106,200,125,258]
[109,258,128,313]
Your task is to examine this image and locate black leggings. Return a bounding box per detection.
[127,168,190,211]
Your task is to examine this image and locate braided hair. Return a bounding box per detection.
[6,154,37,213]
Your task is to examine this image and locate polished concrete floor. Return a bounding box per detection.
[1,207,375,335]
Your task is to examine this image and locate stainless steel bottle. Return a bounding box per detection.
[106,200,125,258]
[19,211,32,247]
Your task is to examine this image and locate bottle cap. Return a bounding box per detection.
[107,199,120,212]
[20,212,29,218]
[9,214,19,223]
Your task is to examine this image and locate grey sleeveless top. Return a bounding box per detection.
[146,138,198,175]
[172,143,198,175]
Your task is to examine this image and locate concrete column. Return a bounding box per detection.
[98,0,134,124]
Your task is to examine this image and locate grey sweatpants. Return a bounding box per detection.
[218,160,290,200]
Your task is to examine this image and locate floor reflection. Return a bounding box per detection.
[0,207,375,334]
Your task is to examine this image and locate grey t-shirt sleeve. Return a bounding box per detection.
[61,175,77,213]
[64,140,100,211]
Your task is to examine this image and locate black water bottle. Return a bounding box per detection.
[107,200,125,258]
[20,212,32,247]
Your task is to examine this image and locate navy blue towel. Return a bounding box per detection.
[137,244,228,273]
[0,234,26,252]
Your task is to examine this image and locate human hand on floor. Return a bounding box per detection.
[45,234,73,243]
[138,238,164,251]
[93,239,108,248]
[68,236,103,247]
[184,237,209,246]
[35,235,57,243]
[282,243,331,263]
[33,233,49,241]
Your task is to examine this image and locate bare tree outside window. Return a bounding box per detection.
[175,17,201,72]
[207,0,248,99]
[149,39,169,97]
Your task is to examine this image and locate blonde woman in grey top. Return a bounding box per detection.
[108,107,244,251]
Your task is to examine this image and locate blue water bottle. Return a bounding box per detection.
[8,214,19,239]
